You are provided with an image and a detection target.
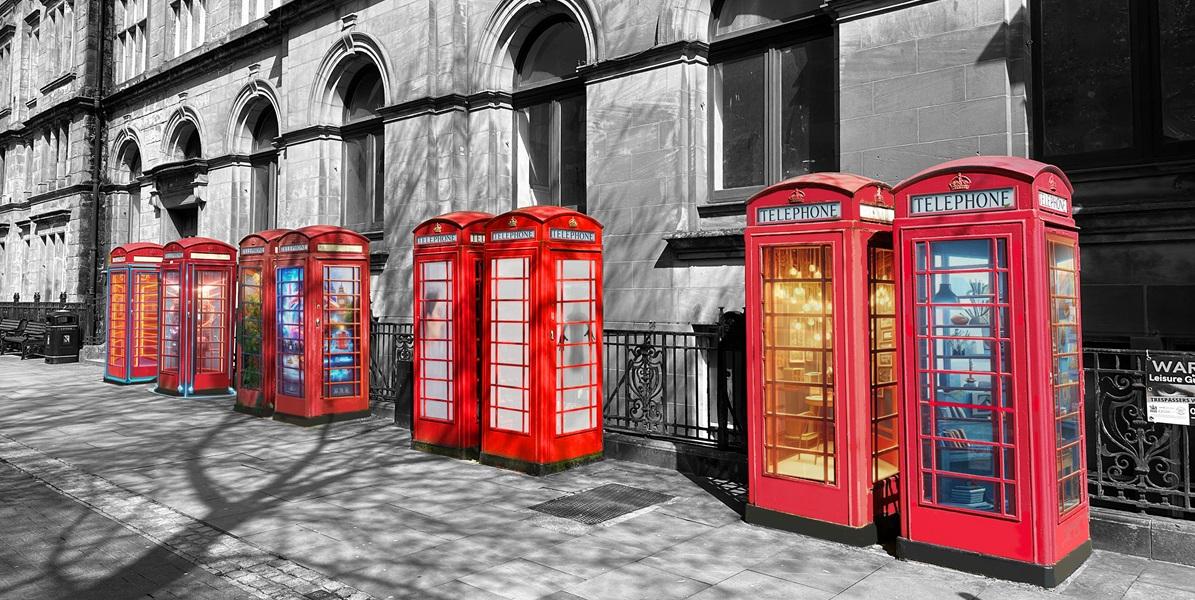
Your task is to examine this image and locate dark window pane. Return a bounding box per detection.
[714,0,822,36]
[1160,0,1195,142]
[250,108,278,153]
[344,64,384,124]
[372,131,385,224]
[521,103,551,191]
[1040,1,1133,155]
[516,20,585,87]
[251,161,274,230]
[719,53,765,189]
[343,133,373,229]
[780,38,837,178]
[559,96,586,212]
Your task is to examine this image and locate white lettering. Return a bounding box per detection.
[415,234,458,246]
[1037,190,1069,214]
[490,229,536,242]
[549,229,597,243]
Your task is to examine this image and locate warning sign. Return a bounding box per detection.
[1146,354,1195,426]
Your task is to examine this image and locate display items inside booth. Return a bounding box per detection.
[235,229,292,416]
[271,226,371,426]
[480,206,604,474]
[412,212,493,459]
[893,156,1088,587]
[105,243,164,384]
[153,237,238,397]
[744,172,897,546]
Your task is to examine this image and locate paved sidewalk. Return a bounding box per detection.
[2,356,1194,600]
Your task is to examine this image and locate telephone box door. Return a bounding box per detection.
[547,250,603,462]
[485,250,538,462]
[190,266,233,394]
[106,269,129,380]
[159,268,184,392]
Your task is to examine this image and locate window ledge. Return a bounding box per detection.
[0,106,10,120]
[38,71,75,95]
[697,200,747,218]
[663,228,745,261]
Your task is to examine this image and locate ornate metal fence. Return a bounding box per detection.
[370,319,414,427]
[0,296,102,345]
[1086,348,1195,517]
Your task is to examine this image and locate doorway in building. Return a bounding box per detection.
[168,206,198,240]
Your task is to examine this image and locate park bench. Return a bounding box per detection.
[1,320,47,359]
[0,318,23,336]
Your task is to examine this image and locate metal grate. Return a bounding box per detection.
[531,483,673,525]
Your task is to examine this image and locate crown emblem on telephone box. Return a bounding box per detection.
[433,223,443,233]
[568,217,578,228]
[508,217,518,227]
[787,188,806,203]
[948,172,972,191]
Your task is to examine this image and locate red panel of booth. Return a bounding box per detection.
[480,207,604,474]
[892,156,1088,586]
[272,226,371,425]
[235,229,292,416]
[412,211,493,458]
[743,173,897,545]
[105,242,164,384]
[155,237,238,397]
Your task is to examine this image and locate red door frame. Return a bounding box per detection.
[235,229,291,416]
[105,243,163,384]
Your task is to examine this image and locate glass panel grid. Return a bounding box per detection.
[276,266,304,397]
[1049,240,1084,515]
[195,270,228,374]
[870,247,899,483]
[914,239,1017,516]
[238,267,263,390]
[133,271,160,369]
[418,259,454,422]
[160,269,181,371]
[323,266,362,398]
[761,245,836,484]
[489,257,530,434]
[556,258,599,435]
[108,271,128,370]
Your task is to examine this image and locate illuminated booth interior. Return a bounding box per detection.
[412,211,493,458]
[105,242,164,384]
[892,157,1088,586]
[234,229,292,416]
[154,237,238,397]
[743,173,899,545]
[480,207,604,474]
[271,225,371,426]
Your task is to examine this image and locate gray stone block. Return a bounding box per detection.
[1150,517,1195,567]
[917,96,1009,142]
[841,110,918,153]
[856,0,977,50]
[874,67,966,113]
[841,41,918,87]
[840,84,875,119]
[916,23,1007,73]
[1090,508,1153,558]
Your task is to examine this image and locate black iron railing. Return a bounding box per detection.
[370,318,413,427]
[0,296,103,345]
[1086,348,1195,517]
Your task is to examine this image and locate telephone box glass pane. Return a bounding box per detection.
[238,267,263,390]
[870,246,898,483]
[489,257,530,433]
[1049,239,1084,515]
[277,266,304,397]
[761,245,835,484]
[419,259,454,421]
[914,239,1016,515]
[134,272,159,368]
[160,269,181,371]
[323,266,361,398]
[195,270,227,373]
[556,257,599,434]
[108,271,128,371]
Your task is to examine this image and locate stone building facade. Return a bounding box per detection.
[1,0,1192,347]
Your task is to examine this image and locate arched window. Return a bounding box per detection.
[118,141,142,240]
[341,62,385,232]
[514,14,586,212]
[248,103,279,231]
[171,120,202,161]
[710,0,834,201]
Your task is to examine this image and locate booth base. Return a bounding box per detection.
[479,451,603,476]
[412,441,480,461]
[104,377,155,386]
[745,504,878,547]
[272,410,372,427]
[152,387,237,398]
[233,403,275,418]
[897,538,1092,588]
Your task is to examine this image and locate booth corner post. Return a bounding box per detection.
[104,242,165,385]
[743,172,899,547]
[271,226,372,427]
[233,229,294,418]
[478,206,605,475]
[154,238,239,398]
[411,211,494,460]
[892,156,1088,586]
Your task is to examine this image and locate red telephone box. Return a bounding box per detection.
[743,173,898,545]
[155,237,238,397]
[272,225,371,425]
[892,157,1087,586]
[412,211,493,458]
[480,207,604,474]
[105,242,164,384]
[235,229,292,416]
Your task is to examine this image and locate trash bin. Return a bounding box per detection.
[45,310,80,364]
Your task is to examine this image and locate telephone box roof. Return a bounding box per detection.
[111,242,163,256]
[294,225,370,244]
[417,211,493,230]
[239,229,293,246]
[756,172,890,198]
[894,155,1073,194]
[163,237,237,252]
[498,205,600,227]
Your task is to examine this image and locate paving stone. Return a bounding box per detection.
[833,559,989,600]
[1135,559,1195,593]
[460,558,586,600]
[564,561,709,600]
[1122,580,1195,600]
[684,569,834,600]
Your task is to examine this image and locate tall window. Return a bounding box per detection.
[341,63,384,232]
[173,0,206,57]
[25,15,40,90]
[514,17,586,212]
[54,122,68,187]
[117,0,147,82]
[242,0,278,25]
[171,120,202,161]
[1034,0,1195,166]
[249,104,279,231]
[45,1,73,77]
[118,142,142,241]
[710,0,835,202]
[0,39,12,108]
